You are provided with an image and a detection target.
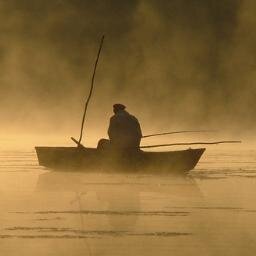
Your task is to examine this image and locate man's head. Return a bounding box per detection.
[113,103,126,114]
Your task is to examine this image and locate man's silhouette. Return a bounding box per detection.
[98,104,142,151]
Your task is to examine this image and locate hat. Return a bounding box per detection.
[113,103,126,111]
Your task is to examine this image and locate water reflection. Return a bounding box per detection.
[35,170,202,233]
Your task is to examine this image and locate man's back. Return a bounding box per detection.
[108,110,142,149]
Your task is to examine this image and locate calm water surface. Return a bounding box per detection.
[1,147,256,256]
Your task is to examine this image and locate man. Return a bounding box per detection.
[98,104,142,151]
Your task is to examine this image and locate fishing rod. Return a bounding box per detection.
[142,130,217,138]
[72,35,105,146]
[140,140,241,149]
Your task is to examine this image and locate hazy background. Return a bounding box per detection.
[0,0,255,144]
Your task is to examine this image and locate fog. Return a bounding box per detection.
[0,0,255,144]
[1,3,256,254]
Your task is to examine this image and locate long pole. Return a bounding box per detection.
[140,140,241,149]
[142,130,217,138]
[77,35,105,144]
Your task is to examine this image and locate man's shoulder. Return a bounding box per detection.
[110,111,139,123]
[110,114,123,122]
[129,114,139,122]
[110,115,116,121]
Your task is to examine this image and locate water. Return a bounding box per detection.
[1,147,256,255]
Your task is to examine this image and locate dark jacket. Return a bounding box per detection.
[108,110,142,149]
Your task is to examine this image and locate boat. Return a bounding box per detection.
[35,146,205,173]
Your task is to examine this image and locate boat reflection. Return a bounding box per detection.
[36,170,203,231]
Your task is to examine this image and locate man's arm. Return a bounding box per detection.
[107,118,112,139]
[136,120,142,138]
[131,116,142,138]
[108,116,116,140]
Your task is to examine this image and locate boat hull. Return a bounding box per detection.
[35,147,205,173]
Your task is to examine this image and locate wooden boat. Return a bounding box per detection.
[35,146,205,173]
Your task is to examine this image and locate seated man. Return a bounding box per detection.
[98,104,142,151]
